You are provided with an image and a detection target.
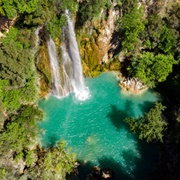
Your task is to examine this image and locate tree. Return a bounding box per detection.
[0,0,5,15]
[76,0,110,27]
[0,105,43,155]
[141,14,177,54]
[2,0,39,19]
[128,52,177,87]
[118,1,145,52]
[0,27,39,112]
[125,102,167,142]
[40,141,76,180]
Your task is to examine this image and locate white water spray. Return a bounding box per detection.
[59,43,73,96]
[47,11,90,100]
[62,10,90,100]
[47,37,63,97]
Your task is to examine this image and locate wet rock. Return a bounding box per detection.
[102,169,114,179]
[119,77,148,95]
[86,166,101,180]
[86,166,114,180]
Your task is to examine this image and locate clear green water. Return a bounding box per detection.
[39,72,159,179]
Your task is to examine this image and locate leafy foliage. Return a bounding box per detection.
[57,0,77,13]
[1,0,76,39]
[36,141,76,180]
[128,52,177,87]
[125,102,167,142]
[46,15,66,40]
[76,0,111,27]
[0,105,76,179]
[2,0,39,19]
[121,0,138,14]
[142,15,177,54]
[0,28,38,112]
[0,0,5,15]
[0,105,43,161]
[118,1,144,52]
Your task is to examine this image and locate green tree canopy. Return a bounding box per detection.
[118,1,144,52]
[36,141,76,180]
[125,102,167,142]
[0,27,38,112]
[128,52,177,87]
[0,105,43,159]
[76,0,111,27]
[2,0,39,19]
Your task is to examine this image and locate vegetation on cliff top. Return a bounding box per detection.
[0,0,180,179]
[0,0,77,179]
[118,0,179,86]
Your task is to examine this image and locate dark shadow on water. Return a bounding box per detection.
[97,146,150,180]
[45,133,59,147]
[132,140,159,180]
[98,156,131,180]
[77,160,94,180]
[138,101,155,114]
[121,149,141,178]
[77,139,159,180]
[107,100,134,131]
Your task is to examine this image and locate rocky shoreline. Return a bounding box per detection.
[119,77,148,95]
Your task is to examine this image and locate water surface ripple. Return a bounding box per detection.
[39,72,159,179]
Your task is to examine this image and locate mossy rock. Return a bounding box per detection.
[108,59,121,71]
[35,45,52,97]
[76,27,102,74]
[38,75,50,98]
[37,45,52,81]
[80,37,100,70]
[87,70,101,77]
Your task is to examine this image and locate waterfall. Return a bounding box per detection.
[59,43,73,96]
[47,11,89,100]
[61,11,89,100]
[47,37,63,97]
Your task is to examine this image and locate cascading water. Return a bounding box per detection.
[59,43,73,96]
[60,11,89,100]
[47,11,89,100]
[47,37,63,97]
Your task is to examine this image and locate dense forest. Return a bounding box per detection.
[0,0,180,179]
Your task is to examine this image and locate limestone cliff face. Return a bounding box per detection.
[120,77,148,95]
[77,4,120,76]
[94,7,117,63]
